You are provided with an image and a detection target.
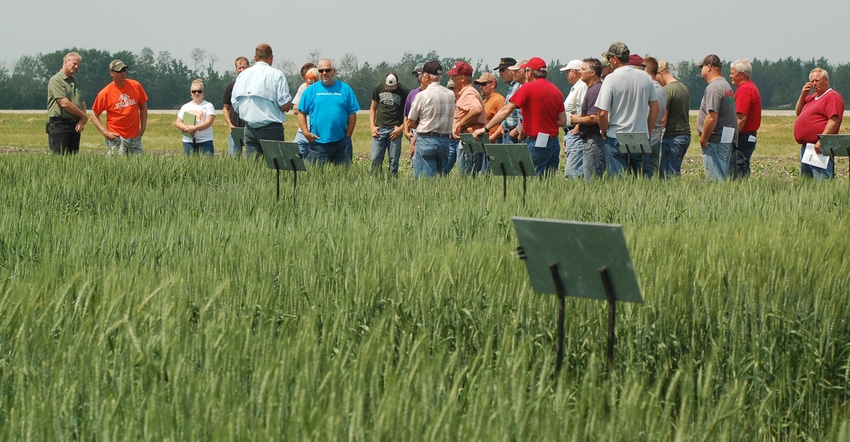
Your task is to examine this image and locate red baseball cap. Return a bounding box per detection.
[520,57,547,71]
[446,61,473,77]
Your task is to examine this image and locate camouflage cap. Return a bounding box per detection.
[602,42,630,60]
[109,59,128,72]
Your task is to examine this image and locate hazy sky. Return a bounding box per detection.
[5,0,849,74]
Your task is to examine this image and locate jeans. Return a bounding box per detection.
[183,140,214,156]
[306,137,352,166]
[294,130,309,158]
[458,145,488,175]
[526,135,560,176]
[106,135,144,156]
[733,131,757,178]
[643,141,661,179]
[604,137,646,177]
[701,141,732,181]
[47,118,80,154]
[582,135,606,182]
[244,123,284,160]
[660,134,691,178]
[445,138,459,173]
[371,126,402,175]
[412,135,449,178]
[563,132,584,179]
[228,132,243,157]
[800,144,834,179]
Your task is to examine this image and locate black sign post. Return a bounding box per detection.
[512,217,643,379]
[259,140,307,206]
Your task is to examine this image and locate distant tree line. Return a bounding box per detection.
[2,47,849,111]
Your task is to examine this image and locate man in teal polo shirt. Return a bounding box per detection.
[47,51,88,154]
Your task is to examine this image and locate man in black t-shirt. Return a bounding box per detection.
[222,56,250,157]
[369,72,410,176]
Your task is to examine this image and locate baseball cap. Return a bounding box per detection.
[699,54,722,68]
[508,59,528,71]
[520,57,547,72]
[109,59,128,72]
[602,42,630,60]
[559,59,583,72]
[474,72,497,84]
[446,61,473,77]
[412,63,424,76]
[422,60,443,76]
[658,60,669,72]
[600,59,610,68]
[385,73,398,90]
[628,54,645,67]
[496,57,517,71]
[446,79,455,89]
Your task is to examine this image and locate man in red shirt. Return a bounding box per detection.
[793,67,844,179]
[474,57,566,176]
[730,59,762,178]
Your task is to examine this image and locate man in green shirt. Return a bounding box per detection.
[656,59,691,177]
[47,51,88,154]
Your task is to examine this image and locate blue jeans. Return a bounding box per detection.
[306,137,352,166]
[800,144,834,179]
[583,135,606,182]
[701,141,732,181]
[563,132,584,179]
[445,138,459,173]
[458,142,488,175]
[660,134,691,178]
[244,123,284,160]
[183,140,214,156]
[228,132,243,157]
[733,132,757,178]
[526,135,560,176]
[294,130,309,158]
[605,137,646,177]
[643,141,661,179]
[413,135,449,178]
[371,126,402,175]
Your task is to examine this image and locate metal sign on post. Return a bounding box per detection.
[615,132,652,155]
[231,127,246,152]
[818,134,850,176]
[512,217,643,379]
[259,140,307,206]
[485,144,535,206]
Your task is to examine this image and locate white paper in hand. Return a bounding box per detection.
[802,143,830,169]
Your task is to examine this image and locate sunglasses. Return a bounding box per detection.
[191,90,204,94]
[318,68,334,73]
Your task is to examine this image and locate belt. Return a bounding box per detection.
[250,122,283,129]
[418,132,452,139]
[49,116,78,123]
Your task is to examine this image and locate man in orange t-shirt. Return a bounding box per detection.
[91,59,149,155]
[475,72,505,143]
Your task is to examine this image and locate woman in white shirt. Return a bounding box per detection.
[175,79,216,156]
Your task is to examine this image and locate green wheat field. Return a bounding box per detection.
[0,113,849,440]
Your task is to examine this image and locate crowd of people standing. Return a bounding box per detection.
[45,42,845,179]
